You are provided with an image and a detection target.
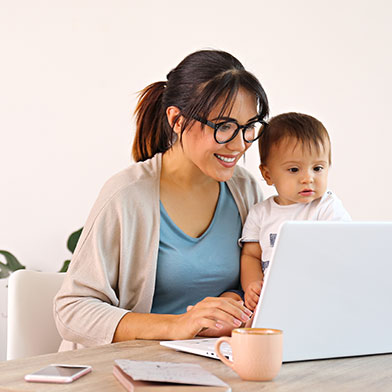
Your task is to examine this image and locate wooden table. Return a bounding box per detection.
[0,340,391,391]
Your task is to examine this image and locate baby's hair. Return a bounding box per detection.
[258,112,331,165]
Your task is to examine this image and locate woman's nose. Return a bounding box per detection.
[227,130,247,152]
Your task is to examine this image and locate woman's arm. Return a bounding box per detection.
[113,296,252,341]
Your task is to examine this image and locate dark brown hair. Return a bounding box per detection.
[132,50,269,162]
[258,112,331,165]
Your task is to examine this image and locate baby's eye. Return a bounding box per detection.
[288,168,299,173]
[313,166,324,172]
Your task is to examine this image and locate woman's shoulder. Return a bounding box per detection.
[106,154,160,187]
[96,154,162,207]
[227,165,263,217]
[230,165,260,187]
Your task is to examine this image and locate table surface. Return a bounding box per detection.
[0,340,391,391]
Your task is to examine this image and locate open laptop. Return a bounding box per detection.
[160,221,392,362]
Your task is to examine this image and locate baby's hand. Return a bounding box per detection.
[244,280,263,311]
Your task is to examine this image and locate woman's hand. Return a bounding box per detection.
[169,297,252,340]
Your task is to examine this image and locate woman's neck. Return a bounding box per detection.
[159,145,221,238]
[161,145,217,190]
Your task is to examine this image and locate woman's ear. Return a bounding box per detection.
[259,164,273,185]
[166,106,184,135]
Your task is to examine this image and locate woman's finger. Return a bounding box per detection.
[190,305,243,328]
[200,297,252,322]
[174,296,253,339]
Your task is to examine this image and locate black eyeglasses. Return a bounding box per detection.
[193,115,266,144]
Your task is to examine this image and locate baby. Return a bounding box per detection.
[240,112,351,311]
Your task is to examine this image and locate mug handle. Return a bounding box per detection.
[214,337,234,369]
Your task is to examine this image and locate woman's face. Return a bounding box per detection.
[180,88,258,182]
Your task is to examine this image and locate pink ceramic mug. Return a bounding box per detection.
[215,328,283,381]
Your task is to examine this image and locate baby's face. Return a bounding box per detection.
[260,137,330,205]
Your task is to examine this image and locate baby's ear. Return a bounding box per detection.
[259,165,273,185]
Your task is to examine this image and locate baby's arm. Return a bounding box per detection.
[241,242,263,311]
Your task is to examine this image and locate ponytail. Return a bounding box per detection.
[132,81,172,162]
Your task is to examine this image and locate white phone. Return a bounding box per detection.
[24,364,92,383]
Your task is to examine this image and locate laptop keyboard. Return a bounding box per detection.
[182,339,232,359]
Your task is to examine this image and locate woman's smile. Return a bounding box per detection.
[214,153,238,166]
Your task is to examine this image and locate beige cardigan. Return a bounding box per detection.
[54,153,262,350]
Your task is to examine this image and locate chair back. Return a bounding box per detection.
[7,270,65,360]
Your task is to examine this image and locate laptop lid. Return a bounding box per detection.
[252,221,392,362]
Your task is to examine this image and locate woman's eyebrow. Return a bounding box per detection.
[210,114,260,123]
[210,116,235,122]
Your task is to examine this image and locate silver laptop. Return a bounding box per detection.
[160,221,392,362]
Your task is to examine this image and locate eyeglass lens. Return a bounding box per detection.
[215,121,264,143]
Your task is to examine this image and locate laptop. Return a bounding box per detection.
[160,221,392,362]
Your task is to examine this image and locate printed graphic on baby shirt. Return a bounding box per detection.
[269,233,277,247]
[262,232,277,272]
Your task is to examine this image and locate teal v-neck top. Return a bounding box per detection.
[151,182,242,315]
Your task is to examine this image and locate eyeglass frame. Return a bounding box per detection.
[193,115,267,144]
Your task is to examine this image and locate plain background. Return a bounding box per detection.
[1,0,391,274]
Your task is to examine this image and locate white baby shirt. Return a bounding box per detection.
[240,191,351,271]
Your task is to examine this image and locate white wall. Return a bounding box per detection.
[1,1,391,284]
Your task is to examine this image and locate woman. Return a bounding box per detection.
[54,49,269,350]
